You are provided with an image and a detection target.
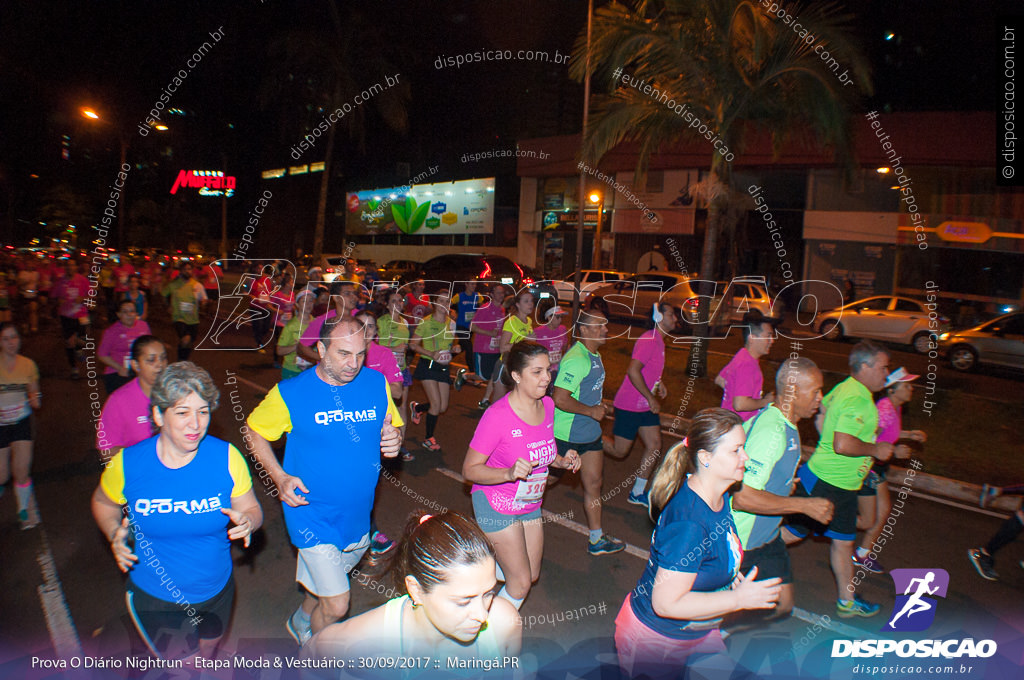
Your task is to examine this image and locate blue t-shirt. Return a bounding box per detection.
[100,435,252,602]
[453,291,482,329]
[246,365,401,550]
[630,483,744,640]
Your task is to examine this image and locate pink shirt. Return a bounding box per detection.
[98,320,152,375]
[718,347,763,421]
[533,324,569,368]
[875,396,902,444]
[55,274,91,318]
[613,329,666,411]
[97,378,154,450]
[365,341,403,384]
[471,303,506,354]
[470,395,557,515]
[113,264,135,293]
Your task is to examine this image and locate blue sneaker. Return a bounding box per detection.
[588,534,626,556]
[836,595,881,618]
[627,490,650,508]
[980,484,999,509]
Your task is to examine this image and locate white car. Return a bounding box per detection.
[817,296,950,354]
[552,269,628,303]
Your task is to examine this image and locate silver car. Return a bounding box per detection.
[939,312,1024,372]
[817,295,950,354]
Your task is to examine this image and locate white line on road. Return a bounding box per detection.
[36,528,83,659]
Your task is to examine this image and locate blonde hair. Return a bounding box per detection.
[648,408,742,519]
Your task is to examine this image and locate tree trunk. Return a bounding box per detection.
[311,89,340,264]
[688,153,731,377]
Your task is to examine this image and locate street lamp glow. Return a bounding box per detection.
[876,167,891,174]
[154,124,168,131]
[589,192,601,203]
[82,108,100,120]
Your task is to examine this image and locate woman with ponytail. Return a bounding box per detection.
[615,408,782,678]
[307,511,521,663]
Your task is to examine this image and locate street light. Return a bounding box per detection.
[80,106,129,251]
[589,191,604,269]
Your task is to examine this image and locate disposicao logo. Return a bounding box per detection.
[831,568,997,659]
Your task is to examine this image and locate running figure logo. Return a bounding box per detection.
[882,568,949,632]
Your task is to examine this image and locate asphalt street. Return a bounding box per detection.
[1,301,1022,679]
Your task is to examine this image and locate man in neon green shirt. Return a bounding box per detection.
[784,340,893,619]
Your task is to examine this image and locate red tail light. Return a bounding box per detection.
[523,277,534,284]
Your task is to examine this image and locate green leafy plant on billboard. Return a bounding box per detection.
[391,196,431,234]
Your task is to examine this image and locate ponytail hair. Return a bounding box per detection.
[647,408,743,519]
[390,511,494,594]
[501,341,548,388]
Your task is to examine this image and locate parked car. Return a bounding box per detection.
[586,272,774,329]
[816,295,950,354]
[552,269,629,303]
[415,253,555,300]
[939,312,1024,372]
[379,259,421,282]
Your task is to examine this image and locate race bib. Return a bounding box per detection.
[514,471,548,505]
[436,350,451,364]
[549,351,562,365]
[465,311,475,322]
[296,355,314,369]
[178,301,195,314]
[392,349,407,369]
[489,336,499,351]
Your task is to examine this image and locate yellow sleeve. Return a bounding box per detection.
[227,445,254,497]
[99,452,127,505]
[384,380,404,428]
[246,385,293,442]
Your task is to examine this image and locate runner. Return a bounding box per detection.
[490,290,535,405]
[91,362,262,660]
[162,262,207,361]
[403,279,430,328]
[614,408,781,679]
[97,336,168,464]
[532,303,569,388]
[112,256,135,310]
[249,264,278,350]
[463,342,581,609]
[452,281,482,389]
[853,367,926,574]
[783,341,893,618]
[97,299,152,394]
[377,290,413,460]
[246,317,403,644]
[552,310,624,555]
[408,291,460,452]
[608,303,677,509]
[714,314,776,420]
[968,506,1024,581]
[200,260,223,302]
[53,259,91,378]
[0,323,41,529]
[307,512,521,665]
[276,290,316,380]
[297,280,360,366]
[471,283,507,410]
[123,274,148,320]
[16,259,40,334]
[728,357,831,623]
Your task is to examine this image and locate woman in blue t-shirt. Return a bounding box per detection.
[91,362,262,660]
[614,408,782,678]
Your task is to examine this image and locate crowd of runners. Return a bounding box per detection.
[0,249,1019,678]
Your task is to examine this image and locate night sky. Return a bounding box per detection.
[0,0,1014,243]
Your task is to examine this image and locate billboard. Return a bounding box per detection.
[345,177,495,236]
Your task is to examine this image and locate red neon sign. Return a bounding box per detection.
[170,170,237,196]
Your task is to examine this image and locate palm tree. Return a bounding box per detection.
[570,0,871,367]
[260,3,410,262]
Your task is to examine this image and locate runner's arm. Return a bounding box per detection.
[552,386,606,421]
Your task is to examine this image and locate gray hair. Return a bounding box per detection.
[849,340,887,374]
[150,361,220,413]
[775,356,820,394]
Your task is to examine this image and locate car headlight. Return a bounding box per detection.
[938,332,950,341]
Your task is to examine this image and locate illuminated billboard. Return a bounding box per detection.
[345,177,495,236]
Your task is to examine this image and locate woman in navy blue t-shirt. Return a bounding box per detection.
[615,408,782,678]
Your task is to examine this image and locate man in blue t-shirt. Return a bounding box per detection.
[730,357,832,620]
[248,317,403,645]
[452,281,482,388]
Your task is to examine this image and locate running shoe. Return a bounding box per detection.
[370,530,396,556]
[286,610,312,646]
[967,548,999,581]
[588,534,626,556]
[400,447,415,462]
[851,552,885,574]
[836,595,881,618]
[627,490,650,508]
[422,437,442,452]
[410,401,422,425]
[454,368,467,391]
[477,399,491,410]
[979,484,999,509]
[18,500,40,530]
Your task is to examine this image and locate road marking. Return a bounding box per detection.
[36,528,83,659]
